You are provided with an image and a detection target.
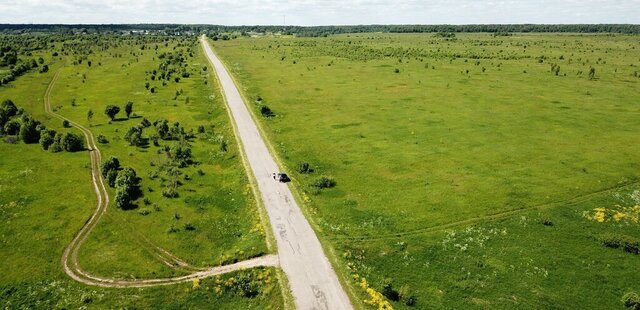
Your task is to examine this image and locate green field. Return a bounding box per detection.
[212,33,640,309]
[0,35,283,308]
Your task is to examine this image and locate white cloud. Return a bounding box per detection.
[0,0,637,25]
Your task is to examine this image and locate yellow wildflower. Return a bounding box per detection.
[613,212,626,222]
[192,278,200,289]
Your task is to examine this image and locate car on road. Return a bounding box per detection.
[273,172,290,183]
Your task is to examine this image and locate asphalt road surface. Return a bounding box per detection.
[201,36,352,310]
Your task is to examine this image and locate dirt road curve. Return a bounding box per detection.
[200,36,353,310]
[45,69,278,288]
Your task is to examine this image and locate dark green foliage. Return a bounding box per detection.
[405,296,417,306]
[197,125,205,134]
[104,105,120,120]
[39,64,48,73]
[49,133,63,152]
[589,67,596,80]
[169,144,192,167]
[313,176,336,189]
[298,162,313,174]
[260,105,275,117]
[101,156,120,178]
[19,118,41,143]
[87,109,94,122]
[114,167,139,209]
[39,129,56,150]
[140,118,151,128]
[154,119,170,139]
[184,223,196,231]
[4,119,20,135]
[96,134,108,144]
[1,99,18,117]
[106,169,118,187]
[382,283,400,301]
[124,126,144,146]
[61,133,84,152]
[124,101,133,118]
[623,292,640,310]
[600,234,639,254]
[62,120,70,128]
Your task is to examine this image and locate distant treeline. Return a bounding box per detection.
[1,24,638,36]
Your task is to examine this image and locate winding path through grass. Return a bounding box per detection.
[46,69,278,288]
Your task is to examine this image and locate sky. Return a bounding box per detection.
[1,0,638,25]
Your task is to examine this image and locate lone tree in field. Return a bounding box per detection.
[104,105,120,121]
[589,67,596,80]
[124,101,133,119]
[87,109,94,123]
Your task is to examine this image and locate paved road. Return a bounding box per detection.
[201,36,352,310]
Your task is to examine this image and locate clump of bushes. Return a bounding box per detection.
[297,162,313,174]
[313,176,336,189]
[97,134,108,144]
[623,292,640,309]
[600,233,639,255]
[260,105,275,117]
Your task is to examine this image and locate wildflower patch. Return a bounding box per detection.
[583,205,640,224]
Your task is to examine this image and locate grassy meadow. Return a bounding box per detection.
[0,35,282,308]
[212,33,640,309]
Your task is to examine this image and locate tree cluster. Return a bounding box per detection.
[1,99,83,152]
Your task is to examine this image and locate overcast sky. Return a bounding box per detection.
[1,0,638,25]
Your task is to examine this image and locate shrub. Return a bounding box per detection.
[49,133,64,152]
[184,223,196,231]
[382,283,400,301]
[4,120,20,135]
[125,101,133,118]
[39,129,56,150]
[140,118,151,128]
[1,99,18,117]
[106,169,118,187]
[600,234,639,255]
[124,126,144,146]
[101,156,120,178]
[298,162,313,174]
[61,133,84,152]
[104,105,120,121]
[97,134,108,144]
[260,105,275,117]
[62,120,70,128]
[313,176,336,189]
[19,118,41,143]
[163,187,178,198]
[622,292,640,310]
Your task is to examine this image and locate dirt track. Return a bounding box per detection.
[45,69,278,288]
[201,36,352,310]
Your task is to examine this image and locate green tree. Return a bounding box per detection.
[61,133,84,152]
[87,109,94,123]
[39,129,56,150]
[124,126,143,146]
[124,101,133,118]
[4,119,20,135]
[101,156,120,178]
[104,105,120,121]
[589,67,596,80]
[19,118,41,143]
[1,99,18,117]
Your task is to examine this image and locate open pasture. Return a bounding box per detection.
[212,32,640,309]
[0,34,283,308]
